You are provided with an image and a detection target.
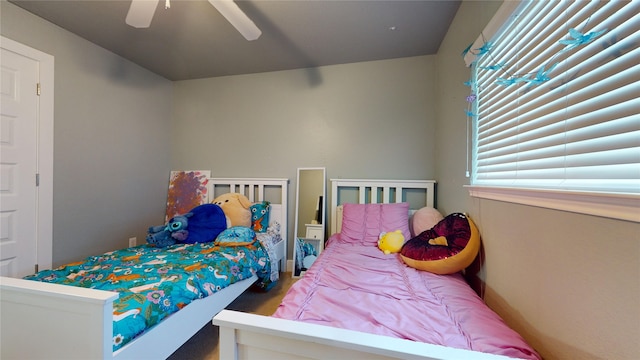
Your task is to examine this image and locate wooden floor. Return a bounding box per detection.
[167,272,297,360]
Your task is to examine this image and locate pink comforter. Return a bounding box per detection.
[274,234,540,359]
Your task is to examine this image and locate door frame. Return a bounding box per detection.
[1,36,54,271]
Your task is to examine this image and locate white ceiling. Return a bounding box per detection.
[10,0,461,81]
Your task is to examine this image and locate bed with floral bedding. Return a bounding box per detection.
[25,233,276,351]
[0,177,288,360]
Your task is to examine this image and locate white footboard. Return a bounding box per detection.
[213,310,516,360]
[0,276,117,359]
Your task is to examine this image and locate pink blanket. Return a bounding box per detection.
[274,234,540,359]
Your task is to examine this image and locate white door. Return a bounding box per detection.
[0,38,53,278]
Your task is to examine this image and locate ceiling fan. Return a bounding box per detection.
[125,0,261,41]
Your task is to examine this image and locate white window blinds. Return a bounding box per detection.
[470,0,639,195]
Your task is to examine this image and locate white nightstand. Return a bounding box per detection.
[305,224,324,241]
[303,223,324,264]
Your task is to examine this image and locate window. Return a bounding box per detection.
[463,0,639,222]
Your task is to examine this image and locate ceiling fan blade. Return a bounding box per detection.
[126,0,160,28]
[208,0,262,41]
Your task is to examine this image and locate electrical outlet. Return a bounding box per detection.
[128,237,137,247]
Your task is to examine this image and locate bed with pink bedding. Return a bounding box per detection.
[214,179,540,360]
[274,234,539,359]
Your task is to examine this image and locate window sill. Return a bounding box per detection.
[465,185,640,223]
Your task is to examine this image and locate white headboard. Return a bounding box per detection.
[330,179,436,234]
[208,178,289,269]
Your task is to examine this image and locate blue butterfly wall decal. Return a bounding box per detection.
[480,63,505,71]
[525,62,559,86]
[496,77,528,87]
[461,43,473,57]
[559,28,607,52]
[475,42,493,57]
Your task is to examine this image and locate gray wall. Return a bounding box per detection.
[172,56,437,256]
[1,2,173,266]
[436,2,640,360]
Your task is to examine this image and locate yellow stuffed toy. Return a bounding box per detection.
[378,230,405,255]
[211,193,252,228]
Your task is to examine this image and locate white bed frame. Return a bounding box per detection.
[213,179,523,359]
[0,177,288,360]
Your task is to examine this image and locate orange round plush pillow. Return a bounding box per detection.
[400,213,480,275]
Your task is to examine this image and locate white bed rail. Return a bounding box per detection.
[330,179,436,234]
[213,310,514,360]
[208,178,289,204]
[208,177,289,271]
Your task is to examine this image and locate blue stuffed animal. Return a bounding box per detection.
[146,204,227,247]
[181,204,227,244]
[146,213,191,247]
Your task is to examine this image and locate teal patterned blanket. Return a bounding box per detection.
[25,238,275,351]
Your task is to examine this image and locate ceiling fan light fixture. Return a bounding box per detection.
[208,0,262,41]
[125,0,160,28]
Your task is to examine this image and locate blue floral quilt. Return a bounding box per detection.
[24,239,274,351]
